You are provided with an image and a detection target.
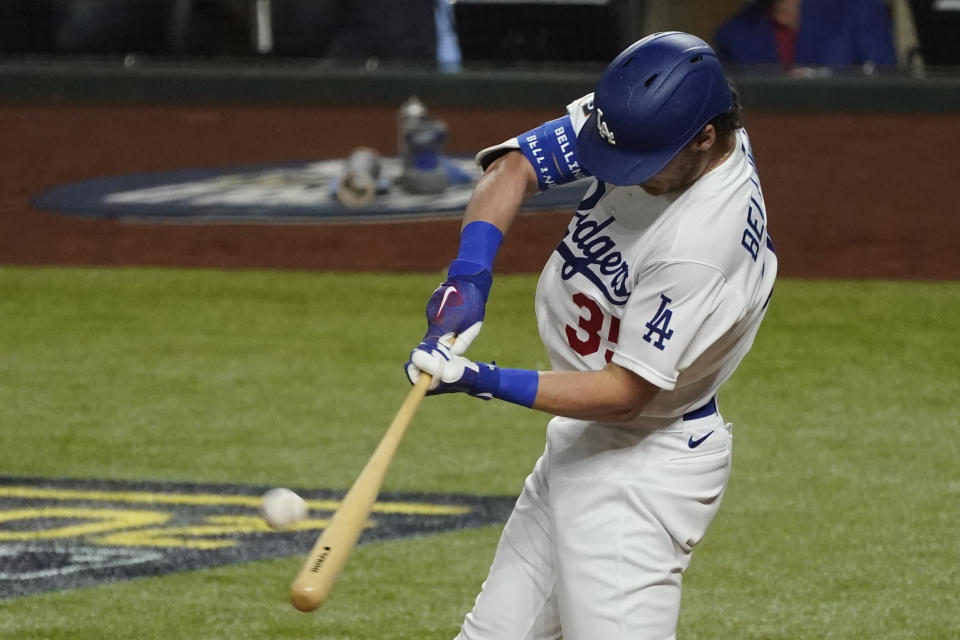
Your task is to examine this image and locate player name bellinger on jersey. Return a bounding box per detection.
[517,115,588,191]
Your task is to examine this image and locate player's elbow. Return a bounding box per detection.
[555,396,643,423]
[597,400,645,423]
[482,150,539,199]
[597,364,656,422]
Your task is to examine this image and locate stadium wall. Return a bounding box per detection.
[1,61,958,279]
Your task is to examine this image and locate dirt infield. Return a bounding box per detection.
[1,104,958,279]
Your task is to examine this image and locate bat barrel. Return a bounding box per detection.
[288,374,433,612]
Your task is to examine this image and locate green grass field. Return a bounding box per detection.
[0,266,957,639]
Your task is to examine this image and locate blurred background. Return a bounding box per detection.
[0,0,957,72]
[1,0,959,114]
[1,0,958,279]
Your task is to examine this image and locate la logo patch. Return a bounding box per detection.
[642,294,674,350]
[596,108,616,146]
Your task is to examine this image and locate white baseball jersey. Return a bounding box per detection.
[479,94,777,423]
[457,97,778,640]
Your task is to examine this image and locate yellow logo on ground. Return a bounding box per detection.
[0,477,514,599]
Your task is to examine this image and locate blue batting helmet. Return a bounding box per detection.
[576,32,733,186]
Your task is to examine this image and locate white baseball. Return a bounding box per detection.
[259,487,308,530]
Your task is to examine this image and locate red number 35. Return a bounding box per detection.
[564,292,621,362]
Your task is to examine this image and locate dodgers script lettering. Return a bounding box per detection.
[555,211,630,305]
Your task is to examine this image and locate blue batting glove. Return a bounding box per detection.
[423,275,487,355]
[404,339,540,407]
[422,220,503,355]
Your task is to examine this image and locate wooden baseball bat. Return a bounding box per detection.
[289,372,433,612]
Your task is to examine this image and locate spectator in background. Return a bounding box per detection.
[714,0,898,70]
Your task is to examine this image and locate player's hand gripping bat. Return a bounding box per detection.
[289,366,436,612]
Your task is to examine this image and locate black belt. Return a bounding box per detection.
[682,397,717,421]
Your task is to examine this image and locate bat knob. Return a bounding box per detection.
[290,583,325,612]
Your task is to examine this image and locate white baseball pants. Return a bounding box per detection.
[454,411,732,640]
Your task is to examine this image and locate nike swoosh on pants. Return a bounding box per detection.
[687,431,714,448]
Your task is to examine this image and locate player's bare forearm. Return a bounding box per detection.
[532,363,658,423]
[462,151,539,234]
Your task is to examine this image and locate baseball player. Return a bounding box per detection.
[405,31,777,639]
